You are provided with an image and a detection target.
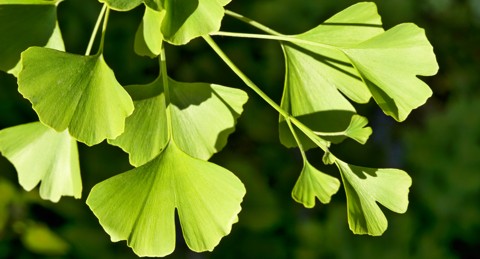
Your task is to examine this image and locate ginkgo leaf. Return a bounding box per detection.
[335,160,411,236]
[308,115,372,145]
[0,122,81,202]
[18,47,134,146]
[161,0,229,45]
[109,76,248,166]
[134,5,165,58]
[0,0,61,71]
[344,115,372,144]
[279,2,384,149]
[342,23,439,122]
[86,140,245,257]
[292,160,340,208]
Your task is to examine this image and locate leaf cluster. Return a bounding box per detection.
[0,0,438,257]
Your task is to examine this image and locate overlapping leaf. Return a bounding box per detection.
[104,0,230,46]
[18,47,134,146]
[134,6,165,57]
[292,160,340,208]
[87,141,245,257]
[0,0,62,72]
[0,122,81,202]
[109,76,248,166]
[342,23,439,121]
[335,160,411,235]
[279,2,382,148]
[161,0,228,44]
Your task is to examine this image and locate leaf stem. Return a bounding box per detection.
[203,35,286,118]
[85,4,107,56]
[203,35,330,151]
[313,131,346,137]
[98,6,110,53]
[211,31,336,50]
[160,44,173,140]
[286,119,307,161]
[225,10,283,36]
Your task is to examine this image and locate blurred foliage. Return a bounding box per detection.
[1,0,479,258]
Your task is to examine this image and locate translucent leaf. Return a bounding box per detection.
[279,2,384,149]
[161,0,229,45]
[0,122,81,202]
[134,6,165,58]
[18,47,134,146]
[336,160,411,235]
[109,76,248,166]
[343,115,372,144]
[0,0,60,71]
[86,141,245,257]
[342,23,439,121]
[292,160,340,208]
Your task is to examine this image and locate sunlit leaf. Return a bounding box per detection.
[342,23,439,121]
[109,76,248,166]
[0,122,81,202]
[279,2,384,149]
[18,47,134,146]
[161,0,227,45]
[134,6,165,58]
[292,160,340,208]
[87,141,245,257]
[343,115,372,144]
[336,160,411,235]
[0,0,61,71]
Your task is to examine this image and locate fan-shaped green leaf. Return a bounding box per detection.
[0,0,61,71]
[279,2,384,149]
[18,47,134,146]
[161,0,229,45]
[86,141,245,257]
[343,115,372,144]
[292,160,340,208]
[335,160,411,235]
[342,23,439,121]
[109,76,248,166]
[134,5,165,57]
[0,122,81,202]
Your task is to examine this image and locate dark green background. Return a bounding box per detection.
[1,0,479,258]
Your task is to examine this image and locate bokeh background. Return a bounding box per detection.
[1,0,479,258]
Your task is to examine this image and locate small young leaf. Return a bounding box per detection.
[109,76,248,166]
[87,141,245,257]
[335,160,411,236]
[0,0,60,71]
[344,115,373,144]
[292,160,340,208]
[342,23,439,121]
[0,122,81,202]
[18,47,134,146]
